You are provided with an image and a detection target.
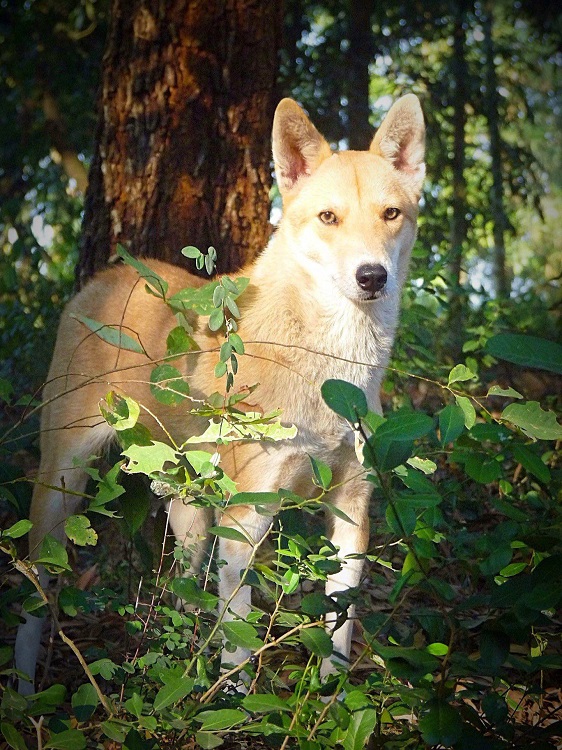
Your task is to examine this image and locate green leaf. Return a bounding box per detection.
[447,363,476,386]
[89,659,119,680]
[222,620,263,650]
[486,333,562,375]
[209,526,251,544]
[512,444,551,483]
[65,515,98,546]
[233,277,250,296]
[99,392,140,431]
[370,412,432,471]
[464,454,502,484]
[406,456,437,474]
[321,379,368,423]
[100,720,128,743]
[153,677,194,711]
[373,437,414,473]
[44,729,87,750]
[309,455,332,489]
[196,709,247,731]
[120,485,150,536]
[419,701,463,747]
[501,401,562,441]
[226,492,279,506]
[72,683,99,722]
[116,244,168,298]
[299,627,333,657]
[122,442,178,475]
[166,326,199,358]
[438,404,465,445]
[150,364,190,405]
[301,592,336,616]
[480,631,509,670]
[208,308,225,331]
[2,519,32,539]
[168,281,219,315]
[124,693,144,719]
[221,276,241,295]
[375,411,434,442]
[213,285,225,307]
[342,707,378,750]
[70,313,145,354]
[487,385,523,399]
[195,732,224,749]
[226,296,240,317]
[455,395,476,429]
[386,501,416,537]
[242,694,291,713]
[181,245,202,259]
[426,642,449,656]
[1,722,26,750]
[229,332,245,354]
[35,534,71,572]
[170,577,219,611]
[0,378,14,404]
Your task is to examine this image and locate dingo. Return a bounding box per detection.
[15,95,425,692]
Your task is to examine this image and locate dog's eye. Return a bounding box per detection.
[384,207,401,221]
[319,210,338,225]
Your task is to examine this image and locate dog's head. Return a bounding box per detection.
[272,96,425,305]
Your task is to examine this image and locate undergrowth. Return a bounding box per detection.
[0,246,561,749]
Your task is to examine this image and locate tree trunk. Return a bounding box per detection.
[448,0,468,353]
[347,0,375,150]
[77,0,282,287]
[482,4,510,299]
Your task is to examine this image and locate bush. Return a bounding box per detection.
[0,250,561,749]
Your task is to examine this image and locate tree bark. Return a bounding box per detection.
[77,0,282,287]
[347,0,376,150]
[482,4,510,299]
[448,0,468,352]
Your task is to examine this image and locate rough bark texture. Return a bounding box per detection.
[483,4,510,299]
[347,0,375,150]
[448,0,468,354]
[78,0,283,286]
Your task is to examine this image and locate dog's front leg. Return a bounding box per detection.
[217,503,273,672]
[321,466,371,679]
[215,443,302,681]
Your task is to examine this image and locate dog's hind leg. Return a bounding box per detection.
[15,422,113,694]
[167,496,212,586]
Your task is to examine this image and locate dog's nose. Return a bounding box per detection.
[355,264,387,295]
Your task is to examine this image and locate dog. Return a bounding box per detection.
[15,95,425,693]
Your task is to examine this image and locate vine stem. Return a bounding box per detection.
[13,559,114,717]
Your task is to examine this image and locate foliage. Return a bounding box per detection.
[1,251,561,749]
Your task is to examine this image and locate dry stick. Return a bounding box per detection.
[28,716,44,750]
[199,620,325,704]
[13,559,113,717]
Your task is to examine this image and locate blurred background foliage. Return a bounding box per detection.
[0,0,560,393]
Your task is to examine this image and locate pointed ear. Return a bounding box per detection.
[272,99,332,197]
[370,94,426,193]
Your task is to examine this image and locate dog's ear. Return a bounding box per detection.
[272,99,332,197]
[370,94,425,193]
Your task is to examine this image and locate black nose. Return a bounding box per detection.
[355,264,388,295]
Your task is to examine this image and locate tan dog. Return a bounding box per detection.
[15,95,425,693]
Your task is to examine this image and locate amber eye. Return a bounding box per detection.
[319,210,338,225]
[384,207,401,221]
